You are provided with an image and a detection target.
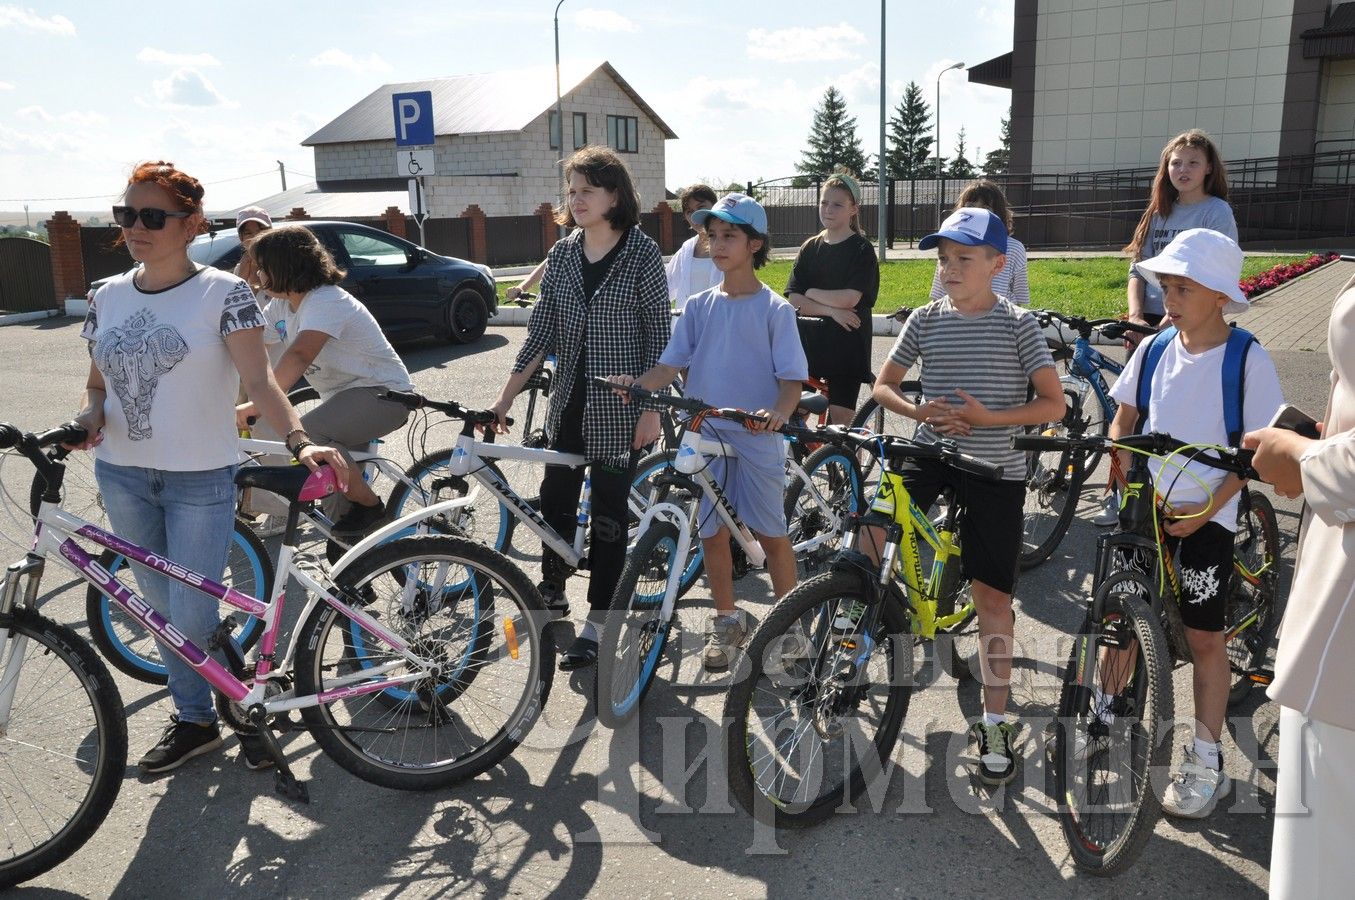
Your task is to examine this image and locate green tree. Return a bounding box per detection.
[884,81,934,179]
[796,86,868,180]
[948,127,976,179]
[983,112,1012,174]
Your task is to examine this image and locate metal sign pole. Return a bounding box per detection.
[417,176,427,247]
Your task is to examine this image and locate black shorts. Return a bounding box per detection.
[821,375,864,410]
[1164,520,1234,632]
[894,457,1025,595]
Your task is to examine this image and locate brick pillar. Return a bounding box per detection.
[285,207,309,220]
[536,202,557,257]
[654,202,675,253]
[461,204,487,263]
[384,206,407,239]
[46,211,86,308]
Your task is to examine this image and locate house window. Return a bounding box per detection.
[572,112,587,149]
[548,110,561,150]
[607,115,638,153]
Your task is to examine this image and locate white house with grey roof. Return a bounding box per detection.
[297,61,676,218]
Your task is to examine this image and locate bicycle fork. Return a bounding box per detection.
[0,555,45,735]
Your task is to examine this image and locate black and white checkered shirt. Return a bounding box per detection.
[513,227,670,463]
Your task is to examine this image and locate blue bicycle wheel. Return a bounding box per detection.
[389,449,514,552]
[632,450,704,599]
[83,519,271,685]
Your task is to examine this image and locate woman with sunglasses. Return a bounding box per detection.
[72,161,348,776]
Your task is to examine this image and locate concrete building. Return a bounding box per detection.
[968,0,1355,173]
[295,61,676,218]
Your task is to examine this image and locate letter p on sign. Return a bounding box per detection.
[392,91,435,147]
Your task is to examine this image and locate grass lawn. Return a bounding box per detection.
[498,254,1307,318]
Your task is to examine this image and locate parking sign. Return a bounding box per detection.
[392,91,434,147]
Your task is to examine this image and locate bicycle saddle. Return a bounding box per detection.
[798,392,830,415]
[235,465,338,503]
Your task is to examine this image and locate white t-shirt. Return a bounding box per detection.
[82,267,261,471]
[665,234,723,312]
[261,285,413,399]
[1109,331,1285,529]
[685,256,720,309]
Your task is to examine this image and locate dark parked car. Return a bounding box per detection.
[90,220,498,344]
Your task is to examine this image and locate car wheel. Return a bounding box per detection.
[447,288,489,344]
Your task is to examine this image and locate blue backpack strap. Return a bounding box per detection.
[1132,326,1178,434]
[1222,325,1257,447]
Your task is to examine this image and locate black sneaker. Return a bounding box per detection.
[537,581,569,616]
[138,716,224,773]
[331,501,389,538]
[237,733,275,771]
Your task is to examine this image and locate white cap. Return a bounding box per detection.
[1135,228,1249,314]
[235,206,272,231]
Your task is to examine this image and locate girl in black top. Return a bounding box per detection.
[786,172,880,424]
[488,146,669,671]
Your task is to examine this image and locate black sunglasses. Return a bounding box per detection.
[111,205,191,230]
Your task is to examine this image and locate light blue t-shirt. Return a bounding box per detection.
[1130,196,1238,316]
[659,284,808,434]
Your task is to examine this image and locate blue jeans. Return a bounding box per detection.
[95,460,237,725]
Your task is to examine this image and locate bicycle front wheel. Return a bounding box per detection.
[725,571,913,827]
[784,444,863,579]
[390,449,515,552]
[0,609,127,890]
[1019,400,1085,570]
[596,521,681,727]
[1054,571,1172,877]
[83,517,271,684]
[1226,489,1283,707]
[294,535,552,790]
[850,381,922,502]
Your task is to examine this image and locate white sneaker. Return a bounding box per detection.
[1090,493,1119,527]
[1161,747,1231,819]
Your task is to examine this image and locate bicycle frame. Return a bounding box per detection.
[27,500,436,713]
[1066,338,1122,422]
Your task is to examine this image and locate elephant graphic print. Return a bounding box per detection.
[83,270,265,471]
[95,309,189,440]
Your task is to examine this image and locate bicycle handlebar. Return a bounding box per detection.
[1034,308,1158,341]
[379,390,513,428]
[1012,431,1257,479]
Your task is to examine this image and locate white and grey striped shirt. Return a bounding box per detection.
[929,235,1030,306]
[888,296,1055,479]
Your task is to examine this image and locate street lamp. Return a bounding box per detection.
[554,0,569,223]
[935,61,965,224]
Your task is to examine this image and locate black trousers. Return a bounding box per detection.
[538,388,634,614]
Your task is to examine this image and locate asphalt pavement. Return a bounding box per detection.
[0,299,1334,898]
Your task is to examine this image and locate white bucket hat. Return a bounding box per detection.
[1135,227,1249,314]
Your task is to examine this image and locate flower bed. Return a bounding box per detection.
[1240,252,1340,299]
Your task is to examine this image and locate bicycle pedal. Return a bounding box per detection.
[273,770,310,804]
[1248,669,1274,685]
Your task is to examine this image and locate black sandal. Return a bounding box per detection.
[559,636,598,671]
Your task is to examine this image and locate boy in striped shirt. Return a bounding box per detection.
[871,208,1064,784]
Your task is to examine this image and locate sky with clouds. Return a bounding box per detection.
[0,1,1015,216]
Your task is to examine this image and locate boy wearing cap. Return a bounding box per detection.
[871,207,1064,784]
[1106,227,1284,818]
[610,194,808,670]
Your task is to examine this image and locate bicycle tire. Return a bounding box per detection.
[1019,391,1086,570]
[82,517,272,685]
[389,448,515,553]
[1225,489,1284,707]
[294,535,552,790]
[1069,384,1113,478]
[633,449,705,600]
[1054,571,1172,877]
[595,521,681,727]
[0,609,127,890]
[784,444,863,579]
[724,570,913,827]
[933,553,977,681]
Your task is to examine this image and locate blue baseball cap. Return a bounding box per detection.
[691,192,768,235]
[919,207,1008,255]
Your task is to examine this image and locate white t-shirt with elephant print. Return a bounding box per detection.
[82,266,264,471]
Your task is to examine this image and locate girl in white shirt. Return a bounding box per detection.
[664,184,721,312]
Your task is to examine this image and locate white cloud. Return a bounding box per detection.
[0,5,74,35]
[572,7,637,32]
[0,81,13,90]
[18,105,106,127]
[137,47,220,67]
[309,48,393,75]
[747,23,865,62]
[151,68,235,108]
[977,4,1015,32]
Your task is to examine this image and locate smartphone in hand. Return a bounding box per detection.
[1268,404,1321,440]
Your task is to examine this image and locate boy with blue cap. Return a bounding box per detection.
[609,193,808,670]
[870,207,1064,784]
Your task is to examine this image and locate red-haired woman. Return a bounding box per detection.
[71,161,347,775]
